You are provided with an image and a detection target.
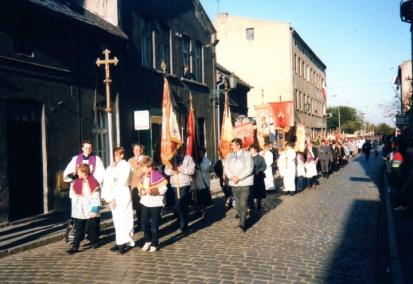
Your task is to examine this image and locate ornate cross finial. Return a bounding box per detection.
[161,61,167,74]
[96,49,118,112]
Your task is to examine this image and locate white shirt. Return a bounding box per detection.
[139,175,168,208]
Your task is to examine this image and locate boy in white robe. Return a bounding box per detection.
[102,147,135,254]
[277,143,297,194]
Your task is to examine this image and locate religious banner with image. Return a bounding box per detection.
[295,123,306,153]
[269,101,294,129]
[233,120,254,150]
[161,76,183,168]
[255,104,271,137]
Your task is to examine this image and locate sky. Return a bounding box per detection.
[199,0,412,126]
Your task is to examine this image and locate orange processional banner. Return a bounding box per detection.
[219,95,233,159]
[295,123,306,153]
[269,101,294,129]
[161,76,183,168]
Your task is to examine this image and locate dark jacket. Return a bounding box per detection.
[318,144,332,161]
[251,154,267,199]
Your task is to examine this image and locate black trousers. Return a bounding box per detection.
[172,186,190,231]
[131,188,142,224]
[73,218,98,249]
[141,206,162,247]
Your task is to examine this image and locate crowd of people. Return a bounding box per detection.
[63,141,212,254]
[62,135,380,255]
[382,133,413,218]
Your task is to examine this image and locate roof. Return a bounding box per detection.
[192,0,216,34]
[27,0,128,40]
[216,63,253,89]
[291,28,326,71]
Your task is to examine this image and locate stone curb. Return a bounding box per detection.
[383,171,404,284]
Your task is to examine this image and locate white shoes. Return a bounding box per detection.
[142,242,151,251]
[149,246,157,253]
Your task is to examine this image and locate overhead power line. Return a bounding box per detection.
[329,82,393,90]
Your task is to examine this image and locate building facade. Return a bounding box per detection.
[213,13,327,138]
[0,0,128,222]
[0,0,225,223]
[398,60,412,113]
[117,0,218,165]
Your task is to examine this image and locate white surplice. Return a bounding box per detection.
[102,160,135,246]
[261,150,275,191]
[277,148,296,192]
[63,154,105,218]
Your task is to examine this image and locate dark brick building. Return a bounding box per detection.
[0,0,225,223]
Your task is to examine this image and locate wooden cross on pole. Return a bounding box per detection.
[96,49,118,113]
[96,48,118,165]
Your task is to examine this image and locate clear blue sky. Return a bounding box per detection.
[200,0,411,125]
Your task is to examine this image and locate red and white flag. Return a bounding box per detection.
[161,76,183,168]
[186,94,197,159]
[269,101,294,129]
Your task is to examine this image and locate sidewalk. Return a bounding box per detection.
[384,170,413,284]
[0,178,225,258]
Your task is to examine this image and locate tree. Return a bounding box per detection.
[375,123,395,136]
[327,106,363,134]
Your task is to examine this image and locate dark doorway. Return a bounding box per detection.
[151,122,162,165]
[6,100,43,221]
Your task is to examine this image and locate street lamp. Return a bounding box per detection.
[331,94,341,135]
[210,73,237,143]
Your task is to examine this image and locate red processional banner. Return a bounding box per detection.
[269,101,294,129]
[161,76,183,168]
[233,122,254,150]
[186,96,197,160]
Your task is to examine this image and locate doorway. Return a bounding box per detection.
[6,99,43,221]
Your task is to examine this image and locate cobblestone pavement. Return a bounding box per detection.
[0,156,382,283]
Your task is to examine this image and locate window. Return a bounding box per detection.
[299,58,302,76]
[310,68,314,83]
[182,35,191,77]
[14,20,34,57]
[246,28,254,41]
[310,98,313,114]
[140,18,153,67]
[197,117,206,148]
[160,27,170,72]
[300,91,303,110]
[93,109,110,166]
[193,41,203,82]
[294,55,298,73]
[295,89,299,110]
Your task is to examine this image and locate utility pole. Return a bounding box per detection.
[338,106,341,135]
[261,89,264,104]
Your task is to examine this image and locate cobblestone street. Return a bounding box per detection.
[0,156,383,283]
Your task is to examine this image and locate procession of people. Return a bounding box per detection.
[62,133,372,255]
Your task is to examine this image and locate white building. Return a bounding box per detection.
[214,13,327,138]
